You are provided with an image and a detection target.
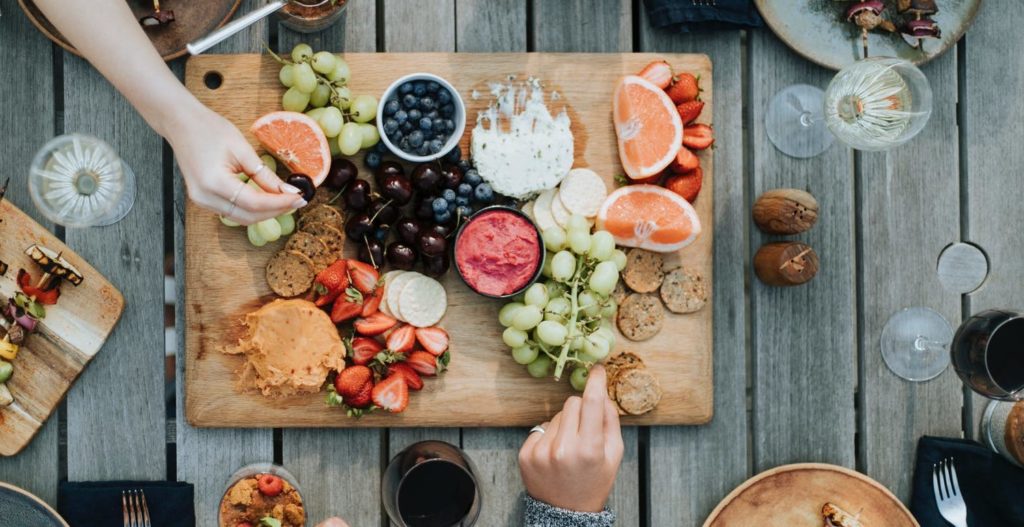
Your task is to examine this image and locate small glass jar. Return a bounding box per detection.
[218,463,306,527]
[981,400,1024,468]
[278,0,348,33]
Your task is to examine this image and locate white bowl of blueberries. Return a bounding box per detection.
[377,73,466,163]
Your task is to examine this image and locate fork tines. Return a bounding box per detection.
[122,489,152,527]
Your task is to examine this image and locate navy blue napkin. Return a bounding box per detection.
[58,481,194,527]
[911,436,1024,527]
[643,0,763,32]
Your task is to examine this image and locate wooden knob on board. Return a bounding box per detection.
[752,188,819,235]
[754,242,819,286]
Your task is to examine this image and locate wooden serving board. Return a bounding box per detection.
[184,53,713,427]
[0,200,124,455]
[704,463,919,527]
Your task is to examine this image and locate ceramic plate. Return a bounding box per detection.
[0,483,67,527]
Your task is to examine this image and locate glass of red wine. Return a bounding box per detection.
[952,309,1024,400]
[382,440,481,527]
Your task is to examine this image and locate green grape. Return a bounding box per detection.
[524,283,549,308]
[276,212,295,236]
[220,215,241,228]
[499,302,524,327]
[544,279,565,299]
[578,291,600,317]
[569,367,589,391]
[544,297,571,322]
[588,261,619,297]
[311,51,338,74]
[278,64,296,88]
[526,356,553,378]
[541,252,554,278]
[570,333,585,351]
[318,106,344,138]
[583,333,610,361]
[567,229,591,255]
[502,327,528,348]
[282,87,311,112]
[255,217,283,242]
[291,43,313,63]
[511,345,539,365]
[588,230,616,261]
[357,123,380,149]
[309,83,331,108]
[350,94,378,123]
[551,250,575,282]
[329,136,342,157]
[595,326,617,348]
[293,63,318,94]
[332,86,352,110]
[260,154,278,173]
[567,214,590,232]
[611,249,628,271]
[600,297,617,318]
[543,226,567,252]
[511,305,543,331]
[305,107,327,121]
[327,57,351,83]
[338,122,362,155]
[536,320,568,347]
[247,224,267,247]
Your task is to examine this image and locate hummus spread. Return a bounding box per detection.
[455,210,541,296]
[225,299,345,397]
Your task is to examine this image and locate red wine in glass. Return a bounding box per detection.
[382,441,481,527]
[952,309,1024,400]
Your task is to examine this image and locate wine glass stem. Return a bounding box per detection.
[799,111,815,127]
[913,336,947,354]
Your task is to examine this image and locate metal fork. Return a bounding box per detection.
[691,0,717,5]
[122,489,152,527]
[933,458,968,527]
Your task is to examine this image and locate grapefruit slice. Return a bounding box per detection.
[597,184,701,253]
[251,111,331,186]
[613,75,683,180]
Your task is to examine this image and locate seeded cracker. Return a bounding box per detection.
[298,204,343,231]
[285,231,334,273]
[300,221,344,261]
[622,249,665,293]
[265,250,316,298]
[616,293,664,341]
[660,267,708,314]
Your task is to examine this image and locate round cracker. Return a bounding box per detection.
[300,221,344,260]
[265,250,316,298]
[616,293,664,342]
[532,189,558,232]
[379,270,406,318]
[300,187,343,217]
[660,267,708,314]
[387,271,422,323]
[549,189,571,228]
[559,168,607,218]
[622,249,665,293]
[398,275,447,327]
[298,204,343,230]
[612,368,662,415]
[285,231,334,273]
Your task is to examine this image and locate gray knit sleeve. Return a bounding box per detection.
[523,494,615,526]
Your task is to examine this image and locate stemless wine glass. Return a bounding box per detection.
[382,440,481,527]
[951,309,1024,400]
[28,133,136,228]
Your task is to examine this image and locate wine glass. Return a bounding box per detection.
[28,133,136,228]
[881,307,953,382]
[382,440,481,527]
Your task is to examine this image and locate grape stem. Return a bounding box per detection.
[553,257,585,381]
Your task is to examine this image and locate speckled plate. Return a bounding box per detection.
[0,483,67,527]
[755,0,981,70]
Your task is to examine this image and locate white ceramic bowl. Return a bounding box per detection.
[376,73,466,163]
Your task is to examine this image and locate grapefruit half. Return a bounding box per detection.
[597,184,701,252]
[613,75,683,180]
[251,111,331,186]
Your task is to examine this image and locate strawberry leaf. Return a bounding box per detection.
[345,287,364,304]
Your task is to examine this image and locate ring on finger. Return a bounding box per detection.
[529,425,546,435]
[225,200,238,219]
[229,179,246,205]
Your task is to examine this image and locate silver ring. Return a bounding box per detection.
[229,179,246,205]
[529,425,546,435]
[225,200,238,218]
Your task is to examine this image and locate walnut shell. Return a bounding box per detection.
[752,188,819,235]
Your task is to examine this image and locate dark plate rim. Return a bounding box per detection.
[0,481,69,527]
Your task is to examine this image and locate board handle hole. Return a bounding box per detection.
[204,71,224,90]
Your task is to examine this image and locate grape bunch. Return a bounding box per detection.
[273,43,379,157]
[498,215,627,390]
[219,155,297,246]
[380,80,459,158]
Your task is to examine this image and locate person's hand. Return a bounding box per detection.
[315,517,350,527]
[518,365,624,513]
[166,103,306,225]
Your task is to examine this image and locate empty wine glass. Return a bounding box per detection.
[881,307,952,382]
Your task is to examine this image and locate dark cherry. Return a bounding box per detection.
[426,222,452,239]
[386,242,417,271]
[343,179,372,211]
[324,158,358,190]
[414,196,436,220]
[375,160,404,187]
[395,218,422,246]
[411,164,442,192]
[368,200,400,226]
[285,174,316,203]
[381,175,414,206]
[438,164,463,190]
[345,213,374,240]
[417,232,447,257]
[421,252,451,277]
[358,238,385,268]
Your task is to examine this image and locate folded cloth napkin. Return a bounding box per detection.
[911,436,1024,527]
[58,480,194,527]
[643,0,762,32]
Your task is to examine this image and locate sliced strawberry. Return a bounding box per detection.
[664,167,703,203]
[348,337,384,366]
[329,291,364,323]
[313,260,349,306]
[333,365,372,398]
[637,60,673,89]
[388,362,424,391]
[682,124,714,150]
[354,312,397,336]
[666,72,700,104]
[669,146,700,174]
[675,100,704,125]
[386,324,417,354]
[407,350,449,376]
[371,374,409,413]
[415,326,450,356]
[361,287,383,317]
[348,260,380,295]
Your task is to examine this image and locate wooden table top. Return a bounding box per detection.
[0,0,1013,525]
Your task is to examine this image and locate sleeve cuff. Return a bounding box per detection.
[523,494,616,527]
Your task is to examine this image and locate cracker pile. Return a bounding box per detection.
[616,248,708,342]
[265,189,345,298]
[605,352,663,415]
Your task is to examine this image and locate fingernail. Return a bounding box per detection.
[293,198,308,208]
[282,184,303,194]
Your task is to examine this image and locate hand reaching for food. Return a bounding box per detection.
[315,517,351,527]
[518,365,624,513]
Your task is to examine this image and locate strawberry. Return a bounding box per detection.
[371,374,409,413]
[346,381,373,408]
[354,312,397,336]
[665,167,703,203]
[361,287,383,317]
[669,146,700,174]
[237,523,254,527]
[348,337,384,366]
[407,350,448,376]
[348,260,380,295]
[667,72,700,103]
[257,474,283,497]
[313,260,349,307]
[637,60,673,89]
[682,124,714,150]
[415,326,450,356]
[675,100,704,125]
[388,362,424,391]
[386,324,417,354]
[333,365,372,397]
[329,288,364,323]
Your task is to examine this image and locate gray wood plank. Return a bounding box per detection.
[0,0,60,505]
[456,0,526,52]
[638,18,750,525]
[383,0,456,52]
[963,3,1024,435]
[531,0,632,52]
[174,4,274,525]
[283,429,382,526]
[749,29,857,470]
[857,51,963,502]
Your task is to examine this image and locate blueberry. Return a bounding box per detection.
[456,205,473,219]
[440,104,455,118]
[419,97,436,111]
[419,117,433,132]
[432,197,448,214]
[464,168,482,186]
[399,137,411,151]
[426,81,440,93]
[401,121,414,134]
[426,110,439,120]
[374,227,389,241]
[408,130,425,148]
[399,82,414,95]
[442,188,457,202]
[447,200,456,213]
[390,129,404,143]
[413,82,427,96]
[402,94,418,109]
[433,118,447,134]
[435,209,452,224]
[428,139,444,154]
[445,119,456,133]
[383,99,400,116]
[384,118,399,134]
[394,109,408,124]
[375,141,391,154]
[438,90,452,105]
[457,159,473,173]
[407,109,422,122]
[455,196,470,207]
[457,183,473,197]
[417,144,430,156]
[474,183,494,203]
[365,150,382,170]
[443,147,462,163]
